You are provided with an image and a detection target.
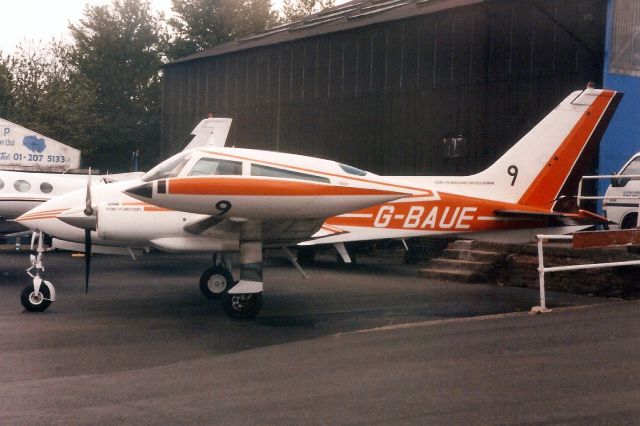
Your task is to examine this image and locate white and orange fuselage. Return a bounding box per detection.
[18,87,621,251]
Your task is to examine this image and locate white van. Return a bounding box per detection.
[603,152,640,229]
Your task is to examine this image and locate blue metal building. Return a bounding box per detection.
[598,0,640,198]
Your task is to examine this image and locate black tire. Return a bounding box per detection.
[621,214,638,229]
[199,266,233,299]
[20,284,52,312]
[222,292,263,319]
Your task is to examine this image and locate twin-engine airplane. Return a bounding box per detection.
[16,86,621,318]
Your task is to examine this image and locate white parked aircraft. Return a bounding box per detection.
[16,86,622,318]
[0,117,233,235]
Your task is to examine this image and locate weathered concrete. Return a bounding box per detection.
[2,251,636,424]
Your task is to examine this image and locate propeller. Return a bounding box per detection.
[84,168,93,294]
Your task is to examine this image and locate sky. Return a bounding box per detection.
[0,0,289,55]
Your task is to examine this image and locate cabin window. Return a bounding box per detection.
[40,182,53,193]
[0,179,3,190]
[251,164,330,183]
[189,158,242,176]
[14,180,31,192]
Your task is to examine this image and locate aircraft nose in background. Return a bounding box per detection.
[15,204,62,231]
[124,182,153,200]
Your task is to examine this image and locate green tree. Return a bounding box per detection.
[280,0,334,22]
[1,40,93,155]
[0,55,13,117]
[167,0,278,59]
[68,0,164,170]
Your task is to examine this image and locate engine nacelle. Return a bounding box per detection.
[150,237,239,253]
[96,204,187,242]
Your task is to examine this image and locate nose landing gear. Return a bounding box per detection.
[21,231,56,312]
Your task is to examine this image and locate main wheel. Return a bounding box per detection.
[199,266,234,299]
[20,284,52,312]
[222,292,263,319]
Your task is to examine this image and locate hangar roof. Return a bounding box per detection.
[167,0,484,66]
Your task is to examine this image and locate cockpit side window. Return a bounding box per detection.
[189,158,243,176]
[251,164,330,183]
[0,178,4,190]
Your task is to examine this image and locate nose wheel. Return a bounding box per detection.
[21,231,56,313]
[20,284,52,312]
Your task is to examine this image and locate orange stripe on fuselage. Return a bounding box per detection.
[326,192,547,232]
[518,91,615,207]
[168,177,407,197]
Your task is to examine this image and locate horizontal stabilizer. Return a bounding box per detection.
[494,208,608,224]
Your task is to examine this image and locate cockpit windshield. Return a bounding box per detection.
[142,151,192,182]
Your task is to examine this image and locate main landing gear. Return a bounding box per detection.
[198,259,263,319]
[200,222,265,319]
[199,262,262,319]
[21,231,56,312]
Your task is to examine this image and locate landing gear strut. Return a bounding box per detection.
[21,231,56,312]
[220,222,264,319]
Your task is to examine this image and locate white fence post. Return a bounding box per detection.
[536,237,547,311]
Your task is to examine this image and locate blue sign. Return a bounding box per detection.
[23,135,46,153]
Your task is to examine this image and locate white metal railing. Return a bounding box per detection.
[534,234,640,313]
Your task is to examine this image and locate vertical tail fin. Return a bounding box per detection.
[182,117,232,151]
[472,87,622,208]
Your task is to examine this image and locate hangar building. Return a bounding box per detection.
[598,0,640,195]
[161,0,607,177]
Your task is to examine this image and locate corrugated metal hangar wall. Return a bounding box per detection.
[161,0,606,176]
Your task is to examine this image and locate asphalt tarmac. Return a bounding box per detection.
[1,250,639,424]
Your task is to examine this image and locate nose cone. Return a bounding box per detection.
[124,182,153,201]
[15,203,65,232]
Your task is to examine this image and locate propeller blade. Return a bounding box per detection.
[84,228,92,294]
[84,167,93,216]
